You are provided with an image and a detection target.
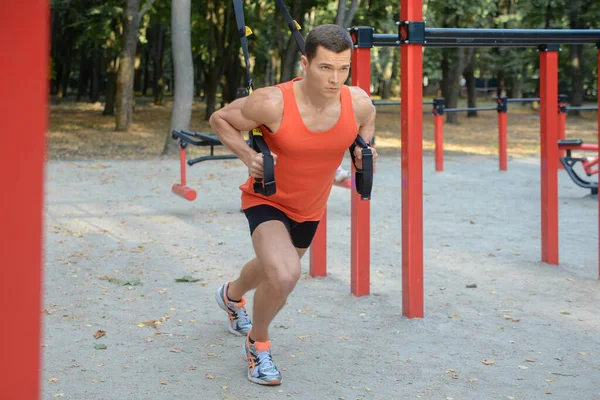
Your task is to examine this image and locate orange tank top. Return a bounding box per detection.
[239,77,358,222]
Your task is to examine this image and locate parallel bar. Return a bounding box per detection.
[400,0,424,318]
[350,44,371,297]
[567,106,599,111]
[1,1,47,399]
[539,49,560,266]
[445,107,497,112]
[507,97,540,103]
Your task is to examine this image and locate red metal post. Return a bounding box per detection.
[350,29,372,297]
[433,98,444,172]
[1,1,48,399]
[400,0,424,318]
[539,46,560,265]
[558,94,567,170]
[497,96,508,171]
[309,209,327,277]
[597,45,599,278]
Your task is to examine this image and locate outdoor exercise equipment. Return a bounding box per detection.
[170,0,277,200]
[558,140,598,196]
[345,1,600,318]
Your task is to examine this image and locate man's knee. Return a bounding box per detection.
[265,258,301,295]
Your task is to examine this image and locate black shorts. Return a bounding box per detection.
[243,205,320,249]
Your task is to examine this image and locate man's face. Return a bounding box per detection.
[303,46,352,98]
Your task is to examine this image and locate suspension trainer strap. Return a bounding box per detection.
[349,135,373,200]
[274,0,305,54]
[232,0,276,196]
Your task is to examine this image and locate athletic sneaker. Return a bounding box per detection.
[334,166,351,182]
[242,336,282,386]
[215,282,252,336]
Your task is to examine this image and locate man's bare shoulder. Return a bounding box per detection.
[242,86,284,125]
[348,86,375,124]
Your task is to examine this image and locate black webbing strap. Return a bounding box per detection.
[349,136,373,200]
[274,0,305,54]
[232,0,276,196]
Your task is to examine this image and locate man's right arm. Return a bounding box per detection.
[208,87,281,168]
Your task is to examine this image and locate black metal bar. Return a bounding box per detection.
[566,106,598,111]
[188,154,239,166]
[507,97,540,103]
[445,107,497,113]
[375,28,600,48]
[425,28,600,42]
[372,100,434,105]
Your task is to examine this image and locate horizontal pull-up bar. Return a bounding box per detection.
[371,27,600,48]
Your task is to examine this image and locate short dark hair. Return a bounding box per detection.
[305,24,354,62]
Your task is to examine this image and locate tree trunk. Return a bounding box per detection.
[142,46,150,96]
[103,68,118,116]
[464,55,477,118]
[76,44,89,102]
[335,0,359,28]
[115,0,141,131]
[165,0,194,157]
[89,50,100,103]
[151,24,166,105]
[204,72,220,120]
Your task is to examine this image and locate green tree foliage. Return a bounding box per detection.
[50,0,599,125]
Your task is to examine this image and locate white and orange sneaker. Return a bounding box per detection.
[215,282,252,336]
[242,336,282,386]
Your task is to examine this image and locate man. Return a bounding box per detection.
[208,24,377,386]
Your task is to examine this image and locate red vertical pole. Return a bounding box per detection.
[349,27,372,297]
[433,98,444,172]
[497,96,508,171]
[1,1,47,399]
[597,45,599,279]
[309,209,327,277]
[557,94,567,170]
[400,0,424,318]
[539,46,560,266]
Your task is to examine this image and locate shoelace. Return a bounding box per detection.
[257,351,278,375]
[230,303,252,328]
[237,307,252,327]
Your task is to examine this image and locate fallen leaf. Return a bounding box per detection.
[482,358,495,365]
[546,390,551,395]
[546,379,555,382]
[221,386,228,391]
[560,312,571,315]
[175,275,202,283]
[579,352,587,356]
[47,378,59,383]
[94,343,107,350]
[207,353,217,358]
[504,315,512,320]
[160,380,167,385]
[94,330,106,339]
[171,348,182,353]
[207,375,214,380]
[55,395,64,398]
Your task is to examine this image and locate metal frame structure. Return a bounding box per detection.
[342,0,600,318]
[3,0,600,395]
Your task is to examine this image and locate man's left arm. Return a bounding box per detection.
[351,88,378,168]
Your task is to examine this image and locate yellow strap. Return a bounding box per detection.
[294,20,301,30]
[245,26,253,36]
[252,128,263,136]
